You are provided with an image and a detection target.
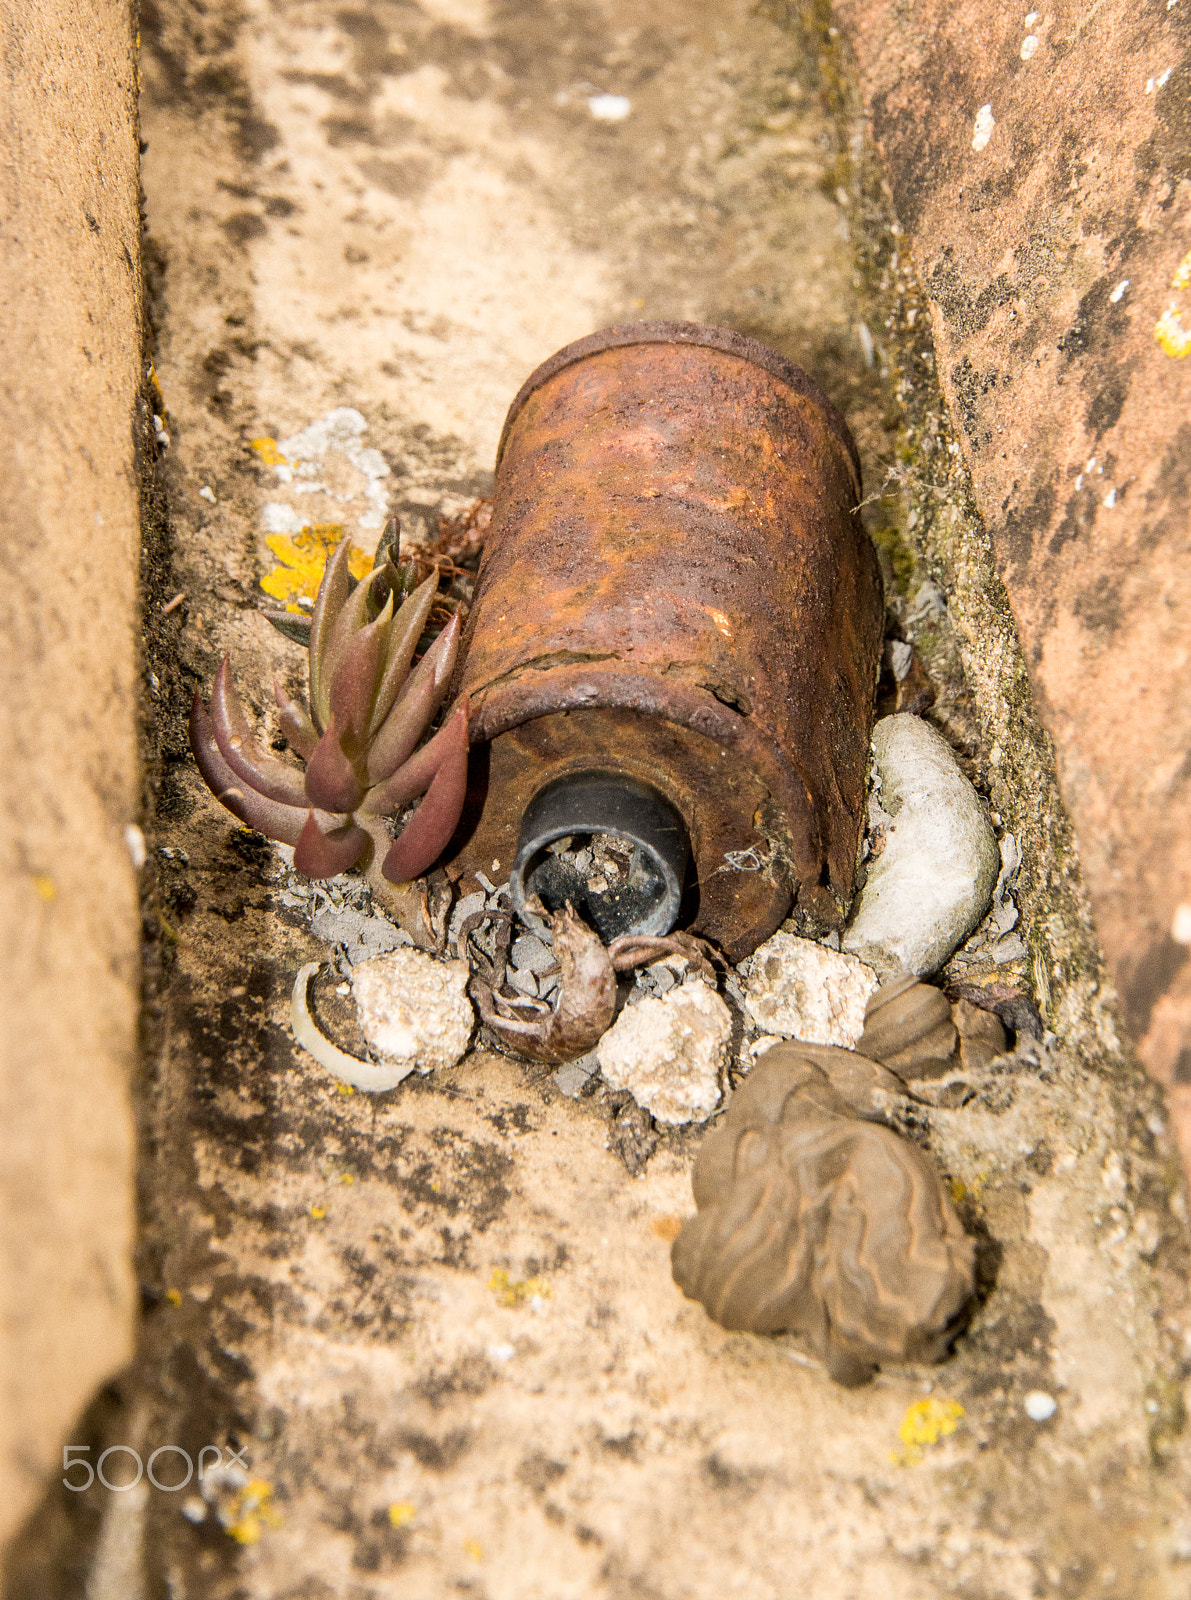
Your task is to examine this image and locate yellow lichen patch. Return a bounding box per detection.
[223,1478,282,1545]
[250,436,289,467]
[1155,302,1191,359]
[336,1082,355,1096]
[890,1397,965,1465]
[260,524,373,611]
[388,1501,416,1529]
[463,1537,484,1562]
[650,1214,684,1242]
[1171,249,1191,291]
[488,1267,552,1307]
[310,1203,327,1220]
[32,874,57,903]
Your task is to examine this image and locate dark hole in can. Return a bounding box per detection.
[510,772,690,941]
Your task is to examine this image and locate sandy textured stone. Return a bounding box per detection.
[829,0,1191,1109]
[0,0,142,1557]
[740,932,877,1046]
[597,982,730,1125]
[844,715,1000,979]
[352,949,473,1072]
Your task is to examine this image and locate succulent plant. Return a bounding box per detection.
[190,534,468,932]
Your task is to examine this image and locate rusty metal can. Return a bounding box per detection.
[449,321,883,962]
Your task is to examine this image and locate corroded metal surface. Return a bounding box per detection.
[451,322,884,960]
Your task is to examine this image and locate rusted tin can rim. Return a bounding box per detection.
[509,771,690,940]
[495,319,862,492]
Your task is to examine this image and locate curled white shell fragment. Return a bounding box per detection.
[290,962,417,1092]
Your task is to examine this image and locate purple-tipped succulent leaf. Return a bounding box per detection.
[368,575,437,737]
[364,670,439,786]
[294,810,370,878]
[317,564,379,730]
[329,590,392,745]
[362,698,469,816]
[366,611,461,784]
[380,705,469,883]
[210,656,309,808]
[189,695,307,845]
[308,538,356,730]
[274,681,319,759]
[303,715,365,813]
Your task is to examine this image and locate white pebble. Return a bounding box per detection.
[739,932,877,1047]
[1020,33,1039,59]
[123,823,147,870]
[972,104,995,152]
[597,981,730,1125]
[1024,1390,1057,1421]
[588,93,631,121]
[843,715,1000,979]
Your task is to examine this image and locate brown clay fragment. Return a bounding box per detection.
[856,975,958,1079]
[671,1050,975,1386]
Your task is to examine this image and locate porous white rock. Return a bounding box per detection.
[351,948,473,1073]
[843,714,1000,980]
[596,981,730,1125]
[739,932,877,1048]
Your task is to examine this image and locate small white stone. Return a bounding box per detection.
[1020,33,1039,59]
[843,715,1000,979]
[597,981,730,1125]
[1171,903,1191,944]
[1023,1390,1057,1422]
[972,104,995,152]
[351,948,473,1073]
[739,932,877,1047]
[487,1342,515,1362]
[123,823,147,870]
[588,93,631,121]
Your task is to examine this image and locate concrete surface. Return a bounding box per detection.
[825,0,1191,1145]
[62,0,1188,1595]
[0,0,142,1560]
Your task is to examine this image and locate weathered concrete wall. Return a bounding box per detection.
[0,0,142,1557]
[828,0,1191,1133]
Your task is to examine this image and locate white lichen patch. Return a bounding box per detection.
[257,405,391,537]
[739,932,877,1047]
[972,104,995,151]
[352,948,473,1073]
[597,981,730,1125]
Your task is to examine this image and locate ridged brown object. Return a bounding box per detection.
[449,322,883,961]
[856,974,958,1078]
[671,1046,975,1385]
